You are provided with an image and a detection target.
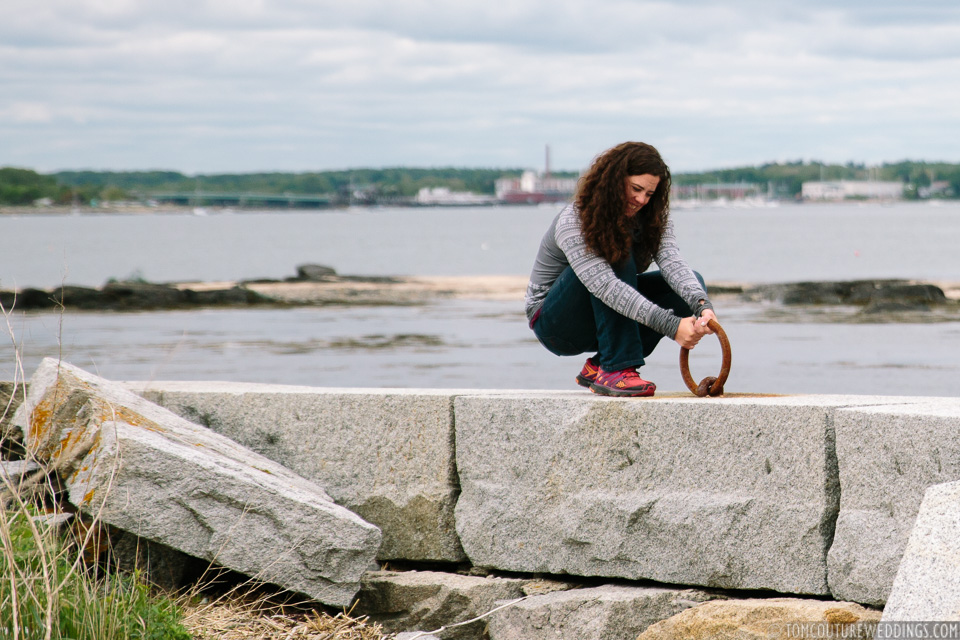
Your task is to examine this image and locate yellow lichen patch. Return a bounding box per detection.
[83,489,96,504]
[824,609,860,625]
[28,390,58,447]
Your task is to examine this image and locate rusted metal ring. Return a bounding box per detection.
[679,318,731,397]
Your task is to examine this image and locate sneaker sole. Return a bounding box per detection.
[589,383,655,398]
[575,374,595,388]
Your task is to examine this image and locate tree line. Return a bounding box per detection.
[671,160,960,200]
[2,161,959,206]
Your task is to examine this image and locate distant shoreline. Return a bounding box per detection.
[4,199,958,217]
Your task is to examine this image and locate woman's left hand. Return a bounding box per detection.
[694,309,717,336]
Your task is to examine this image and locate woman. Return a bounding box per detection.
[525,141,717,397]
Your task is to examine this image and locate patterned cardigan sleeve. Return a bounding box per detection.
[554,207,709,337]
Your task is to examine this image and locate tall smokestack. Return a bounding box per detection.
[545,144,551,179]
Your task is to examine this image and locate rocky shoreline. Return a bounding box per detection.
[7,363,955,638]
[2,265,959,321]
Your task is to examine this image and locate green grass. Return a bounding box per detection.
[0,503,192,640]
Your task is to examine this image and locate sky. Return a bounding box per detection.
[2,0,959,175]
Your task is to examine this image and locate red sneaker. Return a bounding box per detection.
[575,356,600,388]
[590,367,656,397]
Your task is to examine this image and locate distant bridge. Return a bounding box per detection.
[149,192,336,208]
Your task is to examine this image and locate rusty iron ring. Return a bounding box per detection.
[679,318,731,397]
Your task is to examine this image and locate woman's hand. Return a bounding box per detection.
[697,309,717,334]
[674,309,719,349]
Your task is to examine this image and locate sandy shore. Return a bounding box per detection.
[175,275,530,305]
[175,275,960,305]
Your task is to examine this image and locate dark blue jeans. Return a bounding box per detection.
[532,259,706,371]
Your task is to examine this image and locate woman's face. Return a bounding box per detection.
[624,174,660,217]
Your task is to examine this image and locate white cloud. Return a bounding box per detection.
[0,0,958,172]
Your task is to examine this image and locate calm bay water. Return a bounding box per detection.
[3,201,960,396]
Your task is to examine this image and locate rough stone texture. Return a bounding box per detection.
[637,598,882,640]
[454,394,915,595]
[828,398,960,605]
[1,381,27,441]
[354,570,531,640]
[127,381,469,562]
[1,459,40,486]
[882,479,960,621]
[487,585,715,640]
[13,358,382,607]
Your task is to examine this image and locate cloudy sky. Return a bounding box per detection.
[2,0,959,174]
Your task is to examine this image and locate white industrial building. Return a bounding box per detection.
[802,180,903,201]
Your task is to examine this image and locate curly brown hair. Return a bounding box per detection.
[575,141,671,267]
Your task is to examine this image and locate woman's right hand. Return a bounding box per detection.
[674,317,705,349]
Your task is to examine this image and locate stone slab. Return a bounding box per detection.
[454,394,915,595]
[126,381,476,563]
[882,479,960,621]
[487,585,715,640]
[14,359,382,606]
[355,570,534,640]
[828,398,960,605]
[637,597,881,640]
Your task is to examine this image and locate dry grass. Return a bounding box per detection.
[182,597,386,640]
[3,297,389,640]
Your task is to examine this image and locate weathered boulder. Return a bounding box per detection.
[828,398,960,605]
[744,280,946,307]
[13,358,382,607]
[127,382,467,562]
[454,394,913,595]
[295,264,338,280]
[1,381,27,453]
[882,479,960,621]
[355,570,538,640]
[0,287,62,310]
[487,585,715,640]
[0,283,270,311]
[637,597,881,639]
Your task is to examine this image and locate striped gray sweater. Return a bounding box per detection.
[525,204,710,338]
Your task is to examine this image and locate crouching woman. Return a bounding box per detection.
[525,141,717,397]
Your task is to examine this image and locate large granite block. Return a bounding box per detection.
[127,381,469,562]
[454,394,912,595]
[638,597,881,639]
[829,398,960,605]
[356,570,534,640]
[15,359,381,606]
[488,585,714,640]
[882,479,960,621]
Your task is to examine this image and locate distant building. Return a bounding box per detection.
[495,170,579,204]
[415,187,495,206]
[802,180,903,201]
[671,182,763,201]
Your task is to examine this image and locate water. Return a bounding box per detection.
[2,201,960,396]
[4,201,960,288]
